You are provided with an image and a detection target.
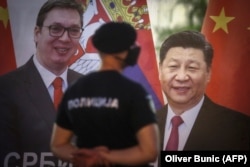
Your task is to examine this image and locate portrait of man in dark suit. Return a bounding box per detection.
[157,30,250,152]
[0,0,84,166]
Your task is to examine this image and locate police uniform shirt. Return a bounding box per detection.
[56,70,156,149]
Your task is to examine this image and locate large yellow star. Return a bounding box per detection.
[0,6,9,28]
[210,7,235,33]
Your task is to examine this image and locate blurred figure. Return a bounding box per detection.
[157,30,249,153]
[51,21,160,167]
[0,0,84,166]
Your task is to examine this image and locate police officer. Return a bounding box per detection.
[51,21,160,167]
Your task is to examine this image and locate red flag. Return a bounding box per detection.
[202,0,250,116]
[70,0,164,108]
[0,0,16,75]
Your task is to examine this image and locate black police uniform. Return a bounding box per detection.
[56,70,156,166]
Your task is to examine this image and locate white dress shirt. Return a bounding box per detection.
[33,55,68,101]
[163,96,204,150]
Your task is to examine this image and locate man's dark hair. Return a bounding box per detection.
[36,0,84,27]
[159,31,214,68]
[92,21,137,54]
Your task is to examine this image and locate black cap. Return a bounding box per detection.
[92,21,137,53]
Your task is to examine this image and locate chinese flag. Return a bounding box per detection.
[202,0,250,116]
[0,0,16,75]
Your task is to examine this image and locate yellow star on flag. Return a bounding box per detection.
[0,6,9,28]
[210,7,235,33]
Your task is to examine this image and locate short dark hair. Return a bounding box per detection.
[92,21,137,54]
[159,31,214,68]
[36,0,84,27]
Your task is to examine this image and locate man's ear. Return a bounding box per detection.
[158,63,163,81]
[34,26,40,44]
[207,67,212,83]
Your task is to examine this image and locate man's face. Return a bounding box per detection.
[34,8,81,72]
[159,47,211,111]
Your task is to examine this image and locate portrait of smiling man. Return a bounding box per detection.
[0,0,83,166]
[156,30,249,154]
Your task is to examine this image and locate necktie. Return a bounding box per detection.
[165,116,183,151]
[52,77,63,110]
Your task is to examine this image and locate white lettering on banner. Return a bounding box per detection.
[23,152,37,166]
[68,97,119,110]
[4,152,72,167]
[4,152,20,167]
[40,152,54,167]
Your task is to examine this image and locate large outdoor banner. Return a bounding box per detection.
[0,0,164,166]
[1,0,164,109]
[202,0,250,116]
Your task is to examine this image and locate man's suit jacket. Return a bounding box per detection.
[0,57,82,164]
[156,96,250,150]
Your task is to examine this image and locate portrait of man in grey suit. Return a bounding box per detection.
[0,0,84,166]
